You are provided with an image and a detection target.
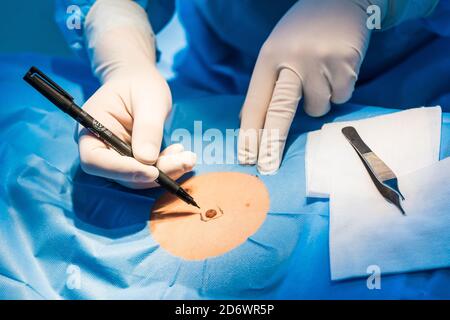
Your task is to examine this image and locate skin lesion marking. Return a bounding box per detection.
[200,206,224,222]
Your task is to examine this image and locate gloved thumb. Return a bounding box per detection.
[131,85,171,165]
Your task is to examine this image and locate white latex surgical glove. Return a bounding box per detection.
[238,0,388,175]
[79,0,196,189]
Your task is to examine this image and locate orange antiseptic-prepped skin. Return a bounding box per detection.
[150,172,270,260]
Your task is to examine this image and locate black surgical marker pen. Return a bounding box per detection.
[24,66,200,209]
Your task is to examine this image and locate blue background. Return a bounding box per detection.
[0,0,72,56]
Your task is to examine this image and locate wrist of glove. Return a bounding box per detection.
[85,0,157,83]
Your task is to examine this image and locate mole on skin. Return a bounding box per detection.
[205,209,217,218]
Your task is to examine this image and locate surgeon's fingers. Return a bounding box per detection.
[328,53,359,104]
[79,84,133,142]
[156,151,197,180]
[257,68,302,174]
[79,130,159,188]
[302,72,332,117]
[238,50,277,165]
[131,79,172,165]
[156,143,197,180]
[159,143,185,157]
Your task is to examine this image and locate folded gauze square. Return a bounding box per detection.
[305,107,442,198]
[330,157,450,280]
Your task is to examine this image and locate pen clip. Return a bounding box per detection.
[24,66,74,101]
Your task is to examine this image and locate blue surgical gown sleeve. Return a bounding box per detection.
[54,0,175,61]
[382,0,440,29]
[423,0,450,36]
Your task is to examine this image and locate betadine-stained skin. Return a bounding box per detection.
[150,172,270,260]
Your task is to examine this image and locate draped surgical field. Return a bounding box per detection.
[14,94,311,298]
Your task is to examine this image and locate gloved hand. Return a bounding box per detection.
[79,0,196,189]
[238,0,387,174]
